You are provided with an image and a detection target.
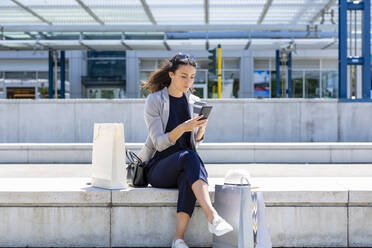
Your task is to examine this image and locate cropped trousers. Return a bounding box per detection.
[146,149,208,217]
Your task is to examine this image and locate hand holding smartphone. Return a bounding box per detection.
[199,106,213,120]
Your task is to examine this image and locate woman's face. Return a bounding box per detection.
[169,65,196,93]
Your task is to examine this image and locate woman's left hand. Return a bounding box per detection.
[199,119,208,129]
[195,118,207,141]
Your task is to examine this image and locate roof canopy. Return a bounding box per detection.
[0,0,360,51]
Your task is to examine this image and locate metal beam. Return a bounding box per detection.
[139,0,157,24]
[120,33,132,50]
[163,33,170,50]
[204,0,209,24]
[244,40,252,50]
[35,41,51,50]
[38,32,49,39]
[2,24,337,32]
[25,31,49,40]
[25,32,37,39]
[291,0,314,24]
[321,39,337,49]
[310,0,337,24]
[79,33,94,50]
[75,0,104,25]
[0,44,15,50]
[257,0,273,24]
[10,0,52,25]
[163,40,170,51]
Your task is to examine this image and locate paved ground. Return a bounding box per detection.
[1,163,372,193]
[1,163,372,178]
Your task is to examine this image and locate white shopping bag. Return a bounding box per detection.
[91,123,127,189]
[213,184,254,248]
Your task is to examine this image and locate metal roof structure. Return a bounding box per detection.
[0,0,364,51]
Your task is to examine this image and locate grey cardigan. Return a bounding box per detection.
[138,87,203,163]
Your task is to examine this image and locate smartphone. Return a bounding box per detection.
[199,106,213,120]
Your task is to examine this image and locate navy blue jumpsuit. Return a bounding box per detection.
[146,94,208,217]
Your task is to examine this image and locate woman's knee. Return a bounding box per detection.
[179,149,198,164]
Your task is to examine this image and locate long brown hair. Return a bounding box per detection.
[141,53,197,93]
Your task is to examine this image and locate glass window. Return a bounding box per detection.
[37,71,48,80]
[254,59,269,70]
[5,71,36,80]
[207,73,218,98]
[101,89,115,99]
[7,87,35,99]
[322,59,337,69]
[223,59,239,70]
[140,71,152,83]
[322,71,338,98]
[293,59,320,69]
[140,59,156,70]
[195,70,207,84]
[305,71,320,98]
[192,84,207,99]
[87,60,125,77]
[292,70,303,98]
[88,51,125,58]
[270,71,286,98]
[223,71,239,98]
[196,60,208,69]
[87,88,120,99]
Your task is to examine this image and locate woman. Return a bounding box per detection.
[138,53,233,248]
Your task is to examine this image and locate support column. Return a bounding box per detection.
[48,50,54,99]
[126,50,139,98]
[68,51,86,98]
[288,52,292,97]
[238,49,253,98]
[60,51,65,99]
[275,50,281,98]
[339,0,370,99]
[338,0,347,99]
[362,0,371,99]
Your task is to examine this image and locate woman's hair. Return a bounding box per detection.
[141,53,197,93]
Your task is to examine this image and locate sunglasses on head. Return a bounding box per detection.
[170,53,196,64]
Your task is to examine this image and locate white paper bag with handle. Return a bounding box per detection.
[91,123,127,189]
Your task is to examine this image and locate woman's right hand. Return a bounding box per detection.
[181,115,207,132]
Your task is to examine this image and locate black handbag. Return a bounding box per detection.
[125,150,148,187]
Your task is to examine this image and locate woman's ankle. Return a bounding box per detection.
[173,235,184,241]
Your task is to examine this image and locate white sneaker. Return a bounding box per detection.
[208,214,234,236]
[171,238,189,248]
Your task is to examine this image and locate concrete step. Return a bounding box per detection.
[2,163,372,178]
[0,176,371,247]
[1,142,372,163]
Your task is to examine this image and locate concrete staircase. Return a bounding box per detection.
[1,142,372,163]
[1,142,372,247]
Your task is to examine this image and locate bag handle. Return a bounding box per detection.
[240,176,250,185]
[126,149,143,164]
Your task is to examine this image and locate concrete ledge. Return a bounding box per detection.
[0,177,372,247]
[1,142,372,163]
